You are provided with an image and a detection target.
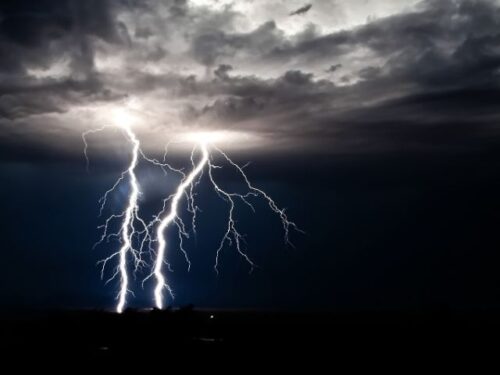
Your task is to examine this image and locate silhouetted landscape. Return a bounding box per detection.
[2,307,499,359]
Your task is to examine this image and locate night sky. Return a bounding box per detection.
[1,0,500,312]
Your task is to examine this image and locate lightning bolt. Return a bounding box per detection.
[85,118,301,312]
[151,141,301,310]
[83,122,152,313]
[114,124,141,313]
[152,143,209,309]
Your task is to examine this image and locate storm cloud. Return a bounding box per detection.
[0,0,500,157]
[289,4,313,16]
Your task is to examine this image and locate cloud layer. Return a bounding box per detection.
[1,0,500,157]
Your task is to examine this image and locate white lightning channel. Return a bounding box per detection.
[151,140,301,309]
[114,124,140,313]
[153,143,209,309]
[85,124,301,312]
[83,121,154,313]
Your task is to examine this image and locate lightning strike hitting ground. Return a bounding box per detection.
[85,120,300,312]
[117,125,142,312]
[150,140,301,310]
[151,143,209,309]
[83,111,155,313]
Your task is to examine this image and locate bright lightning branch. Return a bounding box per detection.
[84,113,300,312]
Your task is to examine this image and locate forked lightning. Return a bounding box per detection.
[84,113,300,312]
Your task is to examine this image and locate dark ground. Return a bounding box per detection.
[1,308,499,365]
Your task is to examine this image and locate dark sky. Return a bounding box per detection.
[1,0,500,312]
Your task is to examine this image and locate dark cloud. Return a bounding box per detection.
[0,0,500,157]
[262,0,500,77]
[134,26,153,39]
[0,0,121,68]
[0,77,123,119]
[0,0,126,119]
[173,0,500,153]
[326,63,342,73]
[280,70,314,85]
[358,66,381,81]
[214,64,233,80]
[190,20,283,67]
[289,4,313,16]
[182,0,500,90]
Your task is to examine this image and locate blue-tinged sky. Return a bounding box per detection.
[2,150,500,311]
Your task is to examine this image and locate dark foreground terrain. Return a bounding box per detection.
[1,308,499,363]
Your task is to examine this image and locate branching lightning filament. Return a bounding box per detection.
[150,141,301,310]
[83,120,156,313]
[84,123,301,312]
[151,143,209,309]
